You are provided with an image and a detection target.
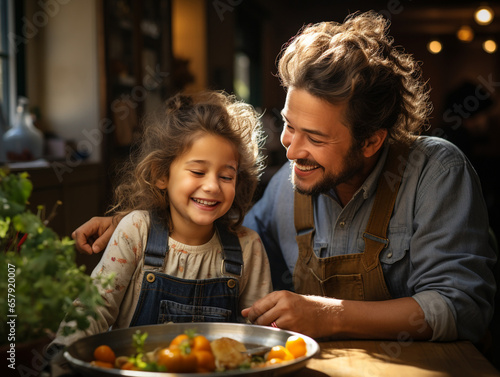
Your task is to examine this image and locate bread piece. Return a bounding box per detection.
[210,337,250,370]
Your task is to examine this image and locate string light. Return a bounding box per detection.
[474,5,494,25]
[483,39,497,53]
[432,5,496,54]
[427,40,442,54]
[456,25,474,42]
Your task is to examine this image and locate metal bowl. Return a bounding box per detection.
[64,322,320,376]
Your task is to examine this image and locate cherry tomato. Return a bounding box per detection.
[169,334,190,349]
[285,335,307,358]
[93,345,116,364]
[194,349,216,372]
[120,361,138,370]
[157,348,184,372]
[266,345,294,361]
[192,335,212,352]
[90,360,114,368]
[157,347,197,372]
[267,358,284,366]
[182,353,198,372]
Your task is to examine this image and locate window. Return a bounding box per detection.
[0,0,14,131]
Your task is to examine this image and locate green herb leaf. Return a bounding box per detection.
[132,330,148,355]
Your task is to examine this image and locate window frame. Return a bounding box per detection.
[0,0,16,129]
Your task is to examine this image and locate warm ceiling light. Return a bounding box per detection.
[475,5,494,25]
[483,39,497,53]
[427,40,442,54]
[457,25,474,42]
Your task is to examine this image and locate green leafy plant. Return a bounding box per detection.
[0,169,110,344]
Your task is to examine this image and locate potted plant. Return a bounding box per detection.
[0,169,109,374]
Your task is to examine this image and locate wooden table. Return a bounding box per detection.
[49,339,499,376]
[296,340,499,376]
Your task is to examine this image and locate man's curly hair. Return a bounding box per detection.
[277,11,432,146]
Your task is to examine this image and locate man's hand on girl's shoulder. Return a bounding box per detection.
[72,216,115,254]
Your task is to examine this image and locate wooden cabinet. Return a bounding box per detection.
[99,0,173,202]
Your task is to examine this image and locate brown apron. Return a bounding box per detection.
[292,142,411,300]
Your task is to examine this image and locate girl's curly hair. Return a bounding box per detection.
[109,91,264,232]
[277,11,432,146]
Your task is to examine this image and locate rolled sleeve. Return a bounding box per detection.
[413,291,458,341]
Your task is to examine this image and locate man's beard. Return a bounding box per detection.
[291,144,364,196]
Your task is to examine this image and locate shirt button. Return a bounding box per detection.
[387,252,393,259]
[339,221,346,228]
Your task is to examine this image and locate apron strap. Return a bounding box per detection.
[362,141,411,271]
[295,191,315,234]
[294,191,315,262]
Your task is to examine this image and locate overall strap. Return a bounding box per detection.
[144,211,169,269]
[294,192,315,234]
[216,221,243,277]
[362,141,411,271]
[294,191,315,261]
[144,212,243,275]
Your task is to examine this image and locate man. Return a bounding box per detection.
[73,11,496,343]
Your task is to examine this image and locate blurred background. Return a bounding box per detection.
[0,0,499,248]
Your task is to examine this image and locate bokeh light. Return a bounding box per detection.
[427,40,443,54]
[474,6,494,25]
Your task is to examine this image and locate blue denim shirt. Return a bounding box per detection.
[243,136,497,342]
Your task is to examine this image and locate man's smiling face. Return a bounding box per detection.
[280,87,364,196]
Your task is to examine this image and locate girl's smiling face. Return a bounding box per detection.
[157,133,238,245]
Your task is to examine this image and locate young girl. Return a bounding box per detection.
[53,91,272,346]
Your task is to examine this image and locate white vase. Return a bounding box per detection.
[2,97,44,162]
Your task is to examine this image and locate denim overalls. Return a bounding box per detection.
[129,212,243,326]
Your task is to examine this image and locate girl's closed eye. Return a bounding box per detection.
[221,166,237,182]
[188,170,234,180]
